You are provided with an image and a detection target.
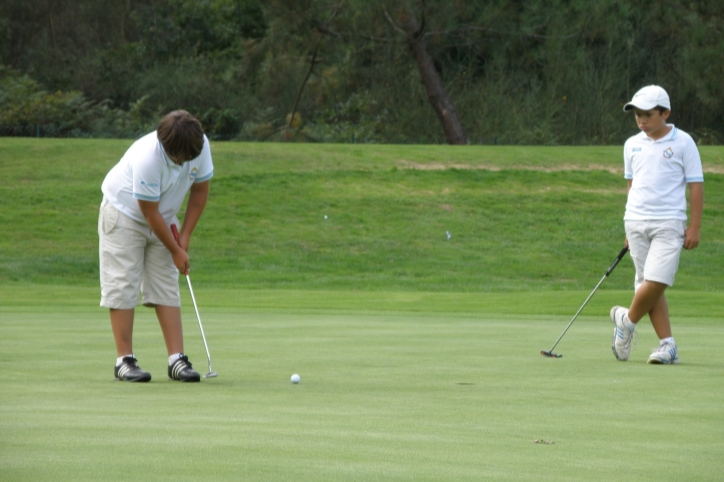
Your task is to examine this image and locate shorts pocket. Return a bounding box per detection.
[101,203,119,234]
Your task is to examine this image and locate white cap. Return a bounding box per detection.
[623,85,671,112]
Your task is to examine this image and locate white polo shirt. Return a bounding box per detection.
[623,125,703,221]
[102,132,214,224]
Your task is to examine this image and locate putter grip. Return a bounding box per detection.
[605,246,629,276]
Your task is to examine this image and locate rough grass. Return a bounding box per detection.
[1,139,723,291]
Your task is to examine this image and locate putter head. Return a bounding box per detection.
[203,371,218,379]
[541,350,562,358]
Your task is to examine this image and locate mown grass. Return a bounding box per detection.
[2,300,724,482]
[1,138,723,292]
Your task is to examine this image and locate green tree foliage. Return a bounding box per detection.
[0,67,152,137]
[1,0,721,143]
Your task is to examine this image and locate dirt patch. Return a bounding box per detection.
[703,165,724,174]
[397,160,621,174]
[398,160,724,174]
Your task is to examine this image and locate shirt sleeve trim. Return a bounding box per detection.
[133,193,161,201]
[195,170,214,183]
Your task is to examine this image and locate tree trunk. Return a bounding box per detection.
[400,10,467,145]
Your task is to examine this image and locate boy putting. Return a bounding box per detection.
[611,85,704,364]
[99,110,214,381]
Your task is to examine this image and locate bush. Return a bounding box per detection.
[0,66,153,138]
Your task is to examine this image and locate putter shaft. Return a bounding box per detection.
[170,224,216,377]
[185,273,214,375]
[544,274,607,353]
[542,246,628,356]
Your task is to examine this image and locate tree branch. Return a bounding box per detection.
[286,1,345,135]
[287,46,320,132]
[383,8,407,36]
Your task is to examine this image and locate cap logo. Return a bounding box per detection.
[663,147,674,159]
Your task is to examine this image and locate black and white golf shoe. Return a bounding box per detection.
[114,356,152,382]
[168,354,200,382]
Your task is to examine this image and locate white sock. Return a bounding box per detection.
[168,353,183,365]
[661,337,675,346]
[116,354,133,366]
[623,314,636,332]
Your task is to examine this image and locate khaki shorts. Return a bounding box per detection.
[625,219,685,290]
[98,200,181,309]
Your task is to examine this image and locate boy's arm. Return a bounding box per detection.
[624,179,632,248]
[684,182,703,250]
[137,200,190,273]
[178,180,210,252]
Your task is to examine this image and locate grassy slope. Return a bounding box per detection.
[1,138,723,293]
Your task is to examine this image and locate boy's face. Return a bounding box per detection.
[633,108,670,139]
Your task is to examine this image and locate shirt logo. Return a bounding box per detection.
[663,147,674,159]
[632,148,642,152]
[189,167,198,181]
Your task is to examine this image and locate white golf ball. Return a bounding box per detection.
[291,373,301,384]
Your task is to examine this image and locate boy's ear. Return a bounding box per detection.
[662,109,671,120]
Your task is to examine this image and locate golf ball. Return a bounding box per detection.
[291,373,301,384]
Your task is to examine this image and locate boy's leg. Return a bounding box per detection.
[627,281,668,325]
[156,304,199,381]
[629,286,671,338]
[110,308,135,356]
[610,221,649,360]
[648,294,672,339]
[99,201,151,380]
[155,305,184,355]
[616,220,683,363]
[142,230,185,355]
[629,220,683,330]
[110,307,152,381]
[647,292,680,364]
[142,230,200,381]
[624,220,682,330]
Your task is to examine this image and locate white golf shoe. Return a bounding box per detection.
[610,306,634,361]
[648,342,680,365]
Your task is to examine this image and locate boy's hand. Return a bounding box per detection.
[171,249,191,274]
[684,226,700,250]
[139,200,191,274]
[170,224,190,274]
[171,248,190,275]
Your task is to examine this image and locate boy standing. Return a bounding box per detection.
[611,85,704,364]
[99,110,214,381]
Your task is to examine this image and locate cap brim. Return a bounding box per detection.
[623,102,657,112]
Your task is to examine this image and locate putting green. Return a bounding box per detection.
[2,291,723,481]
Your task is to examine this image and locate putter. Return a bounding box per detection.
[171,225,218,378]
[541,246,628,358]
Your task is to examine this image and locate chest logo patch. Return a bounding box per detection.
[663,147,674,159]
[189,167,198,181]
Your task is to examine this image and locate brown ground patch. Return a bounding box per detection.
[397,160,724,174]
[397,160,620,173]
